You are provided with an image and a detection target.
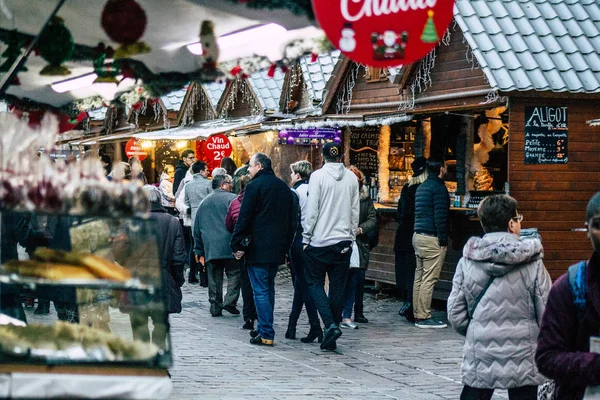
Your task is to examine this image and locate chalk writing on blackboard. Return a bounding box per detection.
[349,127,380,178]
[524,106,568,164]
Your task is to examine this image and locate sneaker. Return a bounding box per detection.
[415,318,447,329]
[340,318,358,329]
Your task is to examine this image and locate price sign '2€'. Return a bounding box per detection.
[203,134,233,163]
[312,0,455,67]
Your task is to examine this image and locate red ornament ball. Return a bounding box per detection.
[101,0,147,45]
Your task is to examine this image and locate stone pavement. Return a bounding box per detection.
[168,268,509,400]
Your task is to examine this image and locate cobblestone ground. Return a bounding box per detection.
[168,268,508,400]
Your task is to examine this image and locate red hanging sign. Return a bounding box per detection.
[312,0,455,67]
[125,138,148,161]
[203,134,232,164]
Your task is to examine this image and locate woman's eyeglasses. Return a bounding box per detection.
[512,214,523,222]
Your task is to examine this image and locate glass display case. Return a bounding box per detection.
[0,211,172,399]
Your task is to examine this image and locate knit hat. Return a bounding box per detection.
[323,142,342,159]
[411,156,427,177]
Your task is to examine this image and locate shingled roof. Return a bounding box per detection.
[300,50,342,102]
[161,87,188,111]
[454,0,600,93]
[247,69,286,111]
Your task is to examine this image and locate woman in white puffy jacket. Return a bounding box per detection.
[159,164,176,214]
[447,194,552,400]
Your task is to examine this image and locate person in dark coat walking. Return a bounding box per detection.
[394,156,427,322]
[194,174,240,317]
[230,153,295,346]
[173,149,196,195]
[284,160,322,343]
[126,186,186,347]
[412,158,449,329]
[536,191,600,400]
[226,174,257,330]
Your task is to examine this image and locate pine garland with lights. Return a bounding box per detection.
[378,125,391,203]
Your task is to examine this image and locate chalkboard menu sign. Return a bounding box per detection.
[349,126,380,178]
[524,106,568,164]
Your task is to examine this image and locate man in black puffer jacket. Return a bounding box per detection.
[412,158,449,329]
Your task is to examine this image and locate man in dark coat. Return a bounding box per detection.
[230,153,295,346]
[173,149,195,195]
[412,158,449,329]
[126,186,185,347]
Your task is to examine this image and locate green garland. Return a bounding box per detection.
[226,0,314,19]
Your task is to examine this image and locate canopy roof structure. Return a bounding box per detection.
[0,0,319,107]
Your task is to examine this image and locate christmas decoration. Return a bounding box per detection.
[199,21,219,70]
[101,0,151,59]
[0,30,27,73]
[38,17,74,76]
[421,10,439,43]
[378,125,390,202]
[312,0,455,67]
[92,43,119,84]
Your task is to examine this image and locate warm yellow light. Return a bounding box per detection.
[141,140,154,149]
[176,140,188,150]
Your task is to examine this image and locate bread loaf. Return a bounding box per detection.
[33,248,132,282]
[4,260,97,280]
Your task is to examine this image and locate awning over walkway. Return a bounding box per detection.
[259,114,413,131]
[133,116,264,140]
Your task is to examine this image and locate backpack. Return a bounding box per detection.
[568,260,588,320]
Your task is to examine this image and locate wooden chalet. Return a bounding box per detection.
[319,0,600,296]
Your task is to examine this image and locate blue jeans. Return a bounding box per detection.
[288,237,319,325]
[342,268,361,319]
[247,264,278,340]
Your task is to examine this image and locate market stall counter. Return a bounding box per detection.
[368,203,484,300]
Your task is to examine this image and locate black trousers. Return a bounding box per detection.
[240,259,257,321]
[460,385,538,400]
[304,241,351,329]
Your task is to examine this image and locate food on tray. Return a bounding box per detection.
[474,169,494,191]
[3,249,132,282]
[33,248,132,281]
[0,321,160,361]
[4,260,98,280]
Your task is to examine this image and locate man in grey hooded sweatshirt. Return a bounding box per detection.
[303,142,359,351]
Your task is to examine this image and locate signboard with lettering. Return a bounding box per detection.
[349,126,380,178]
[125,138,148,161]
[203,134,233,163]
[524,106,568,164]
[312,0,455,67]
[278,127,342,145]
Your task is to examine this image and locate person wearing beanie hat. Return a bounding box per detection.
[302,142,359,351]
[394,156,428,322]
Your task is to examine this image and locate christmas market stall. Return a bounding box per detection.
[0,0,326,398]
[315,0,600,297]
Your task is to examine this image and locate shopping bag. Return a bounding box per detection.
[349,241,360,268]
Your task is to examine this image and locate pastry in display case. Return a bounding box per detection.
[0,212,173,399]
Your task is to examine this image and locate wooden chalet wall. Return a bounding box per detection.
[509,96,600,279]
[327,29,493,115]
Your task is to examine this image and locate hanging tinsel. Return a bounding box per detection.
[101,0,151,58]
[38,17,74,76]
[219,77,261,118]
[335,62,360,114]
[0,30,27,73]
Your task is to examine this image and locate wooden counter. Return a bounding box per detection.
[367,203,483,300]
